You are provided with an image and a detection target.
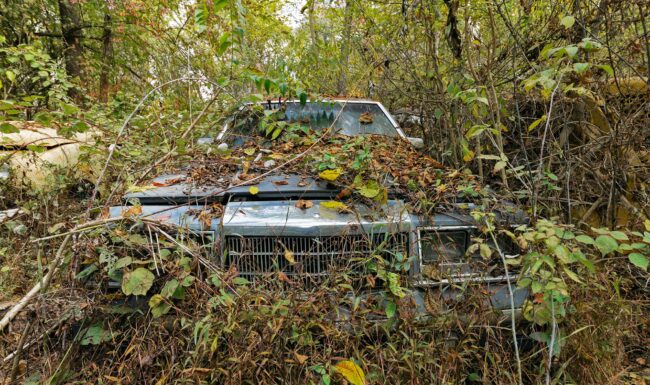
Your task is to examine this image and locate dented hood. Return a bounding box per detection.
[125,173,341,205]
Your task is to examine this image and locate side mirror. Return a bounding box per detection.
[407,137,424,149]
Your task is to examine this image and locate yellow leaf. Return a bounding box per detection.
[319,201,349,211]
[126,185,156,193]
[462,149,475,162]
[335,360,366,385]
[284,249,295,264]
[319,168,342,181]
[644,219,650,232]
[249,186,259,195]
[528,115,547,132]
[270,153,284,160]
[121,205,142,218]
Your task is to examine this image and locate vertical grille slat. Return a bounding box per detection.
[224,233,409,287]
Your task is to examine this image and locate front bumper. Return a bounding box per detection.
[108,199,529,317]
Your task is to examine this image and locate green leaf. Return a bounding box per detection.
[528,115,546,132]
[34,111,52,126]
[113,256,132,270]
[217,33,232,55]
[563,267,582,283]
[594,235,618,256]
[194,2,208,33]
[560,15,575,29]
[385,300,396,318]
[0,122,19,134]
[598,64,614,76]
[5,70,15,82]
[214,0,229,12]
[233,277,250,285]
[573,63,589,74]
[70,121,89,133]
[575,235,594,245]
[564,45,578,59]
[628,253,648,271]
[149,294,172,318]
[386,272,405,298]
[26,145,46,153]
[493,160,507,173]
[358,179,381,198]
[80,324,111,345]
[121,267,155,296]
[299,91,307,106]
[470,96,489,105]
[554,228,575,239]
[75,264,98,280]
[264,78,271,94]
[479,243,492,259]
[160,279,180,298]
[271,126,283,140]
[609,231,629,241]
[466,124,487,139]
[60,102,78,115]
[554,245,571,263]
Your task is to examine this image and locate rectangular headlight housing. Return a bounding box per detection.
[418,229,470,278]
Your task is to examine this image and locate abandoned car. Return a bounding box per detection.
[0,121,99,190]
[109,99,528,319]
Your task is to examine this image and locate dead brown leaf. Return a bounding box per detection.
[152,177,185,187]
[359,111,374,124]
[295,199,313,209]
[294,352,309,365]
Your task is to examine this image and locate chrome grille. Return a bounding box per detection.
[224,233,409,285]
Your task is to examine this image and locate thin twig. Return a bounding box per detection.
[533,74,563,219]
[8,313,33,384]
[489,230,523,385]
[135,94,219,184]
[546,295,557,385]
[85,77,233,218]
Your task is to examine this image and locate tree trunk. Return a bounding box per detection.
[58,0,84,100]
[99,10,113,103]
[337,0,352,96]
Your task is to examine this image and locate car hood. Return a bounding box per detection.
[125,173,341,205]
[0,121,97,148]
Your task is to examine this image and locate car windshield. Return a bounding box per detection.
[221,101,398,147]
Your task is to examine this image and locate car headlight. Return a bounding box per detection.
[417,228,469,278]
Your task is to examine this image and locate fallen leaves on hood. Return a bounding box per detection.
[318,168,342,181]
[295,199,313,209]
